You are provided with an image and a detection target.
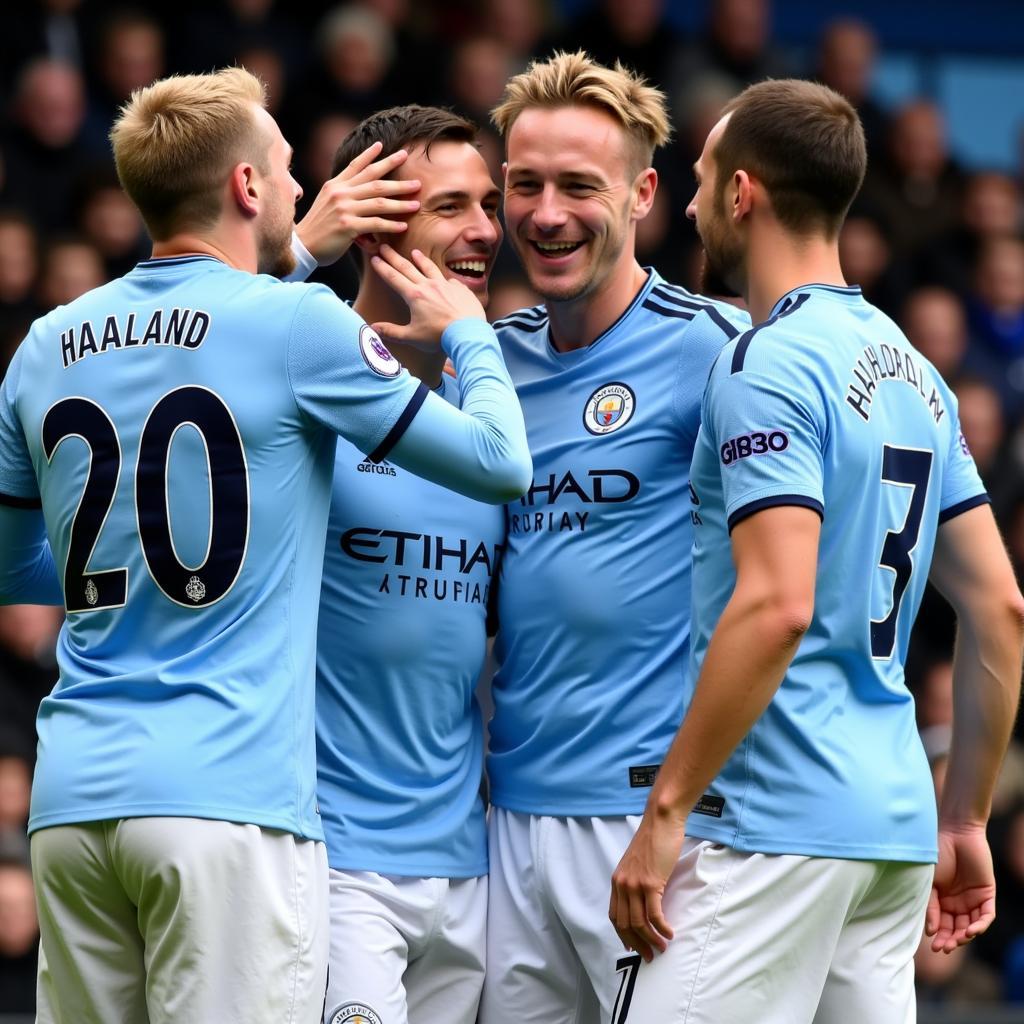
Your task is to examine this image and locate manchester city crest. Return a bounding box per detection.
[583,382,636,435]
[359,324,401,378]
[330,1004,383,1024]
[185,576,206,603]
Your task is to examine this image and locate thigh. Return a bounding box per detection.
[324,869,427,1024]
[625,843,876,1024]
[479,809,596,1024]
[113,817,328,1024]
[813,861,933,1024]
[406,875,487,1024]
[32,822,149,1024]
[542,815,644,1024]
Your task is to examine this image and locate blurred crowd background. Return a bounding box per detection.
[1,0,1024,1017]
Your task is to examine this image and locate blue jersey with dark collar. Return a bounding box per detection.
[490,270,749,814]
[686,284,987,861]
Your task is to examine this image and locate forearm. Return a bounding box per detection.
[0,504,63,605]
[649,590,806,818]
[387,319,531,503]
[941,608,1024,827]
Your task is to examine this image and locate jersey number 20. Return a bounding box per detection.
[43,387,249,613]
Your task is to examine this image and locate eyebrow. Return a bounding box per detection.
[425,189,501,204]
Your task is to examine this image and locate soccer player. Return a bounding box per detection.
[0,69,530,1023]
[610,79,1024,1023]
[314,106,503,1024]
[478,52,750,1024]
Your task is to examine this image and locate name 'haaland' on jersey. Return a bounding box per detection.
[60,307,211,368]
[508,467,640,535]
[339,526,499,604]
[845,339,946,423]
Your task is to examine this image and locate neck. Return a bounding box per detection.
[151,228,256,273]
[354,276,447,388]
[743,226,846,324]
[546,259,649,352]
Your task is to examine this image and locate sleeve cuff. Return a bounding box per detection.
[938,492,990,524]
[368,382,430,463]
[283,231,319,283]
[728,494,824,532]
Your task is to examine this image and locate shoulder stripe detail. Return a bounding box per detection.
[728,494,824,532]
[493,305,546,323]
[650,287,709,312]
[641,299,696,321]
[650,287,742,340]
[938,493,990,524]
[0,491,42,509]
[493,318,548,334]
[731,293,809,374]
[368,382,429,463]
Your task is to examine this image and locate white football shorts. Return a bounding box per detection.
[621,838,934,1024]
[32,817,329,1024]
[324,869,486,1024]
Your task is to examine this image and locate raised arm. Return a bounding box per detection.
[925,503,1024,952]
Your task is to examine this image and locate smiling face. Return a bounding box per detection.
[390,139,502,304]
[503,105,646,303]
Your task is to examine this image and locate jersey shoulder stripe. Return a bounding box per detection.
[651,285,743,341]
[641,298,696,321]
[493,305,548,331]
[731,293,810,374]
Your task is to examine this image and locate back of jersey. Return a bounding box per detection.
[0,255,416,840]
[687,285,987,860]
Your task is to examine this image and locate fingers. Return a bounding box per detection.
[924,887,939,937]
[409,248,445,280]
[348,178,421,201]
[370,320,411,344]
[349,146,412,185]
[335,140,383,180]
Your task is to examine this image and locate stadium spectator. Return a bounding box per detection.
[0,856,38,1015]
[76,174,148,280]
[35,236,105,311]
[0,58,96,233]
[0,212,41,370]
[813,18,889,160]
[902,287,969,384]
[838,213,911,316]
[860,99,965,262]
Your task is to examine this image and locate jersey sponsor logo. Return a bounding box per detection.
[358,324,401,378]
[329,1004,383,1024]
[720,430,789,466]
[693,794,725,818]
[583,382,636,435]
[356,456,397,477]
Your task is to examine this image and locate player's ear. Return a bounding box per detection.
[230,163,260,218]
[354,233,384,257]
[732,170,754,222]
[631,167,657,222]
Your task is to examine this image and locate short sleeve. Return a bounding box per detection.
[706,367,826,532]
[938,414,989,523]
[286,284,425,457]
[0,348,41,506]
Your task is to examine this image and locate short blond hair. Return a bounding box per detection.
[110,67,268,240]
[491,50,670,172]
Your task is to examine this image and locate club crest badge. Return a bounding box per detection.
[583,382,636,435]
[329,1004,383,1024]
[185,576,206,603]
[84,579,99,606]
[359,324,401,378]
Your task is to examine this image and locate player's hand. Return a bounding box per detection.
[609,808,684,962]
[371,245,485,348]
[294,142,421,266]
[926,823,996,954]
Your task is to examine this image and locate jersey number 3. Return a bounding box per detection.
[43,387,249,613]
[871,444,933,659]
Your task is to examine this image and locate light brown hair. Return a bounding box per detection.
[110,67,269,240]
[715,78,866,239]
[491,50,670,173]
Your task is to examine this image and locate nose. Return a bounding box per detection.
[531,184,568,232]
[292,174,303,204]
[685,191,697,222]
[466,206,501,249]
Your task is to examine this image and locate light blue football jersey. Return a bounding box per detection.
[0,255,528,839]
[686,284,988,861]
[490,270,749,814]
[316,374,501,877]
